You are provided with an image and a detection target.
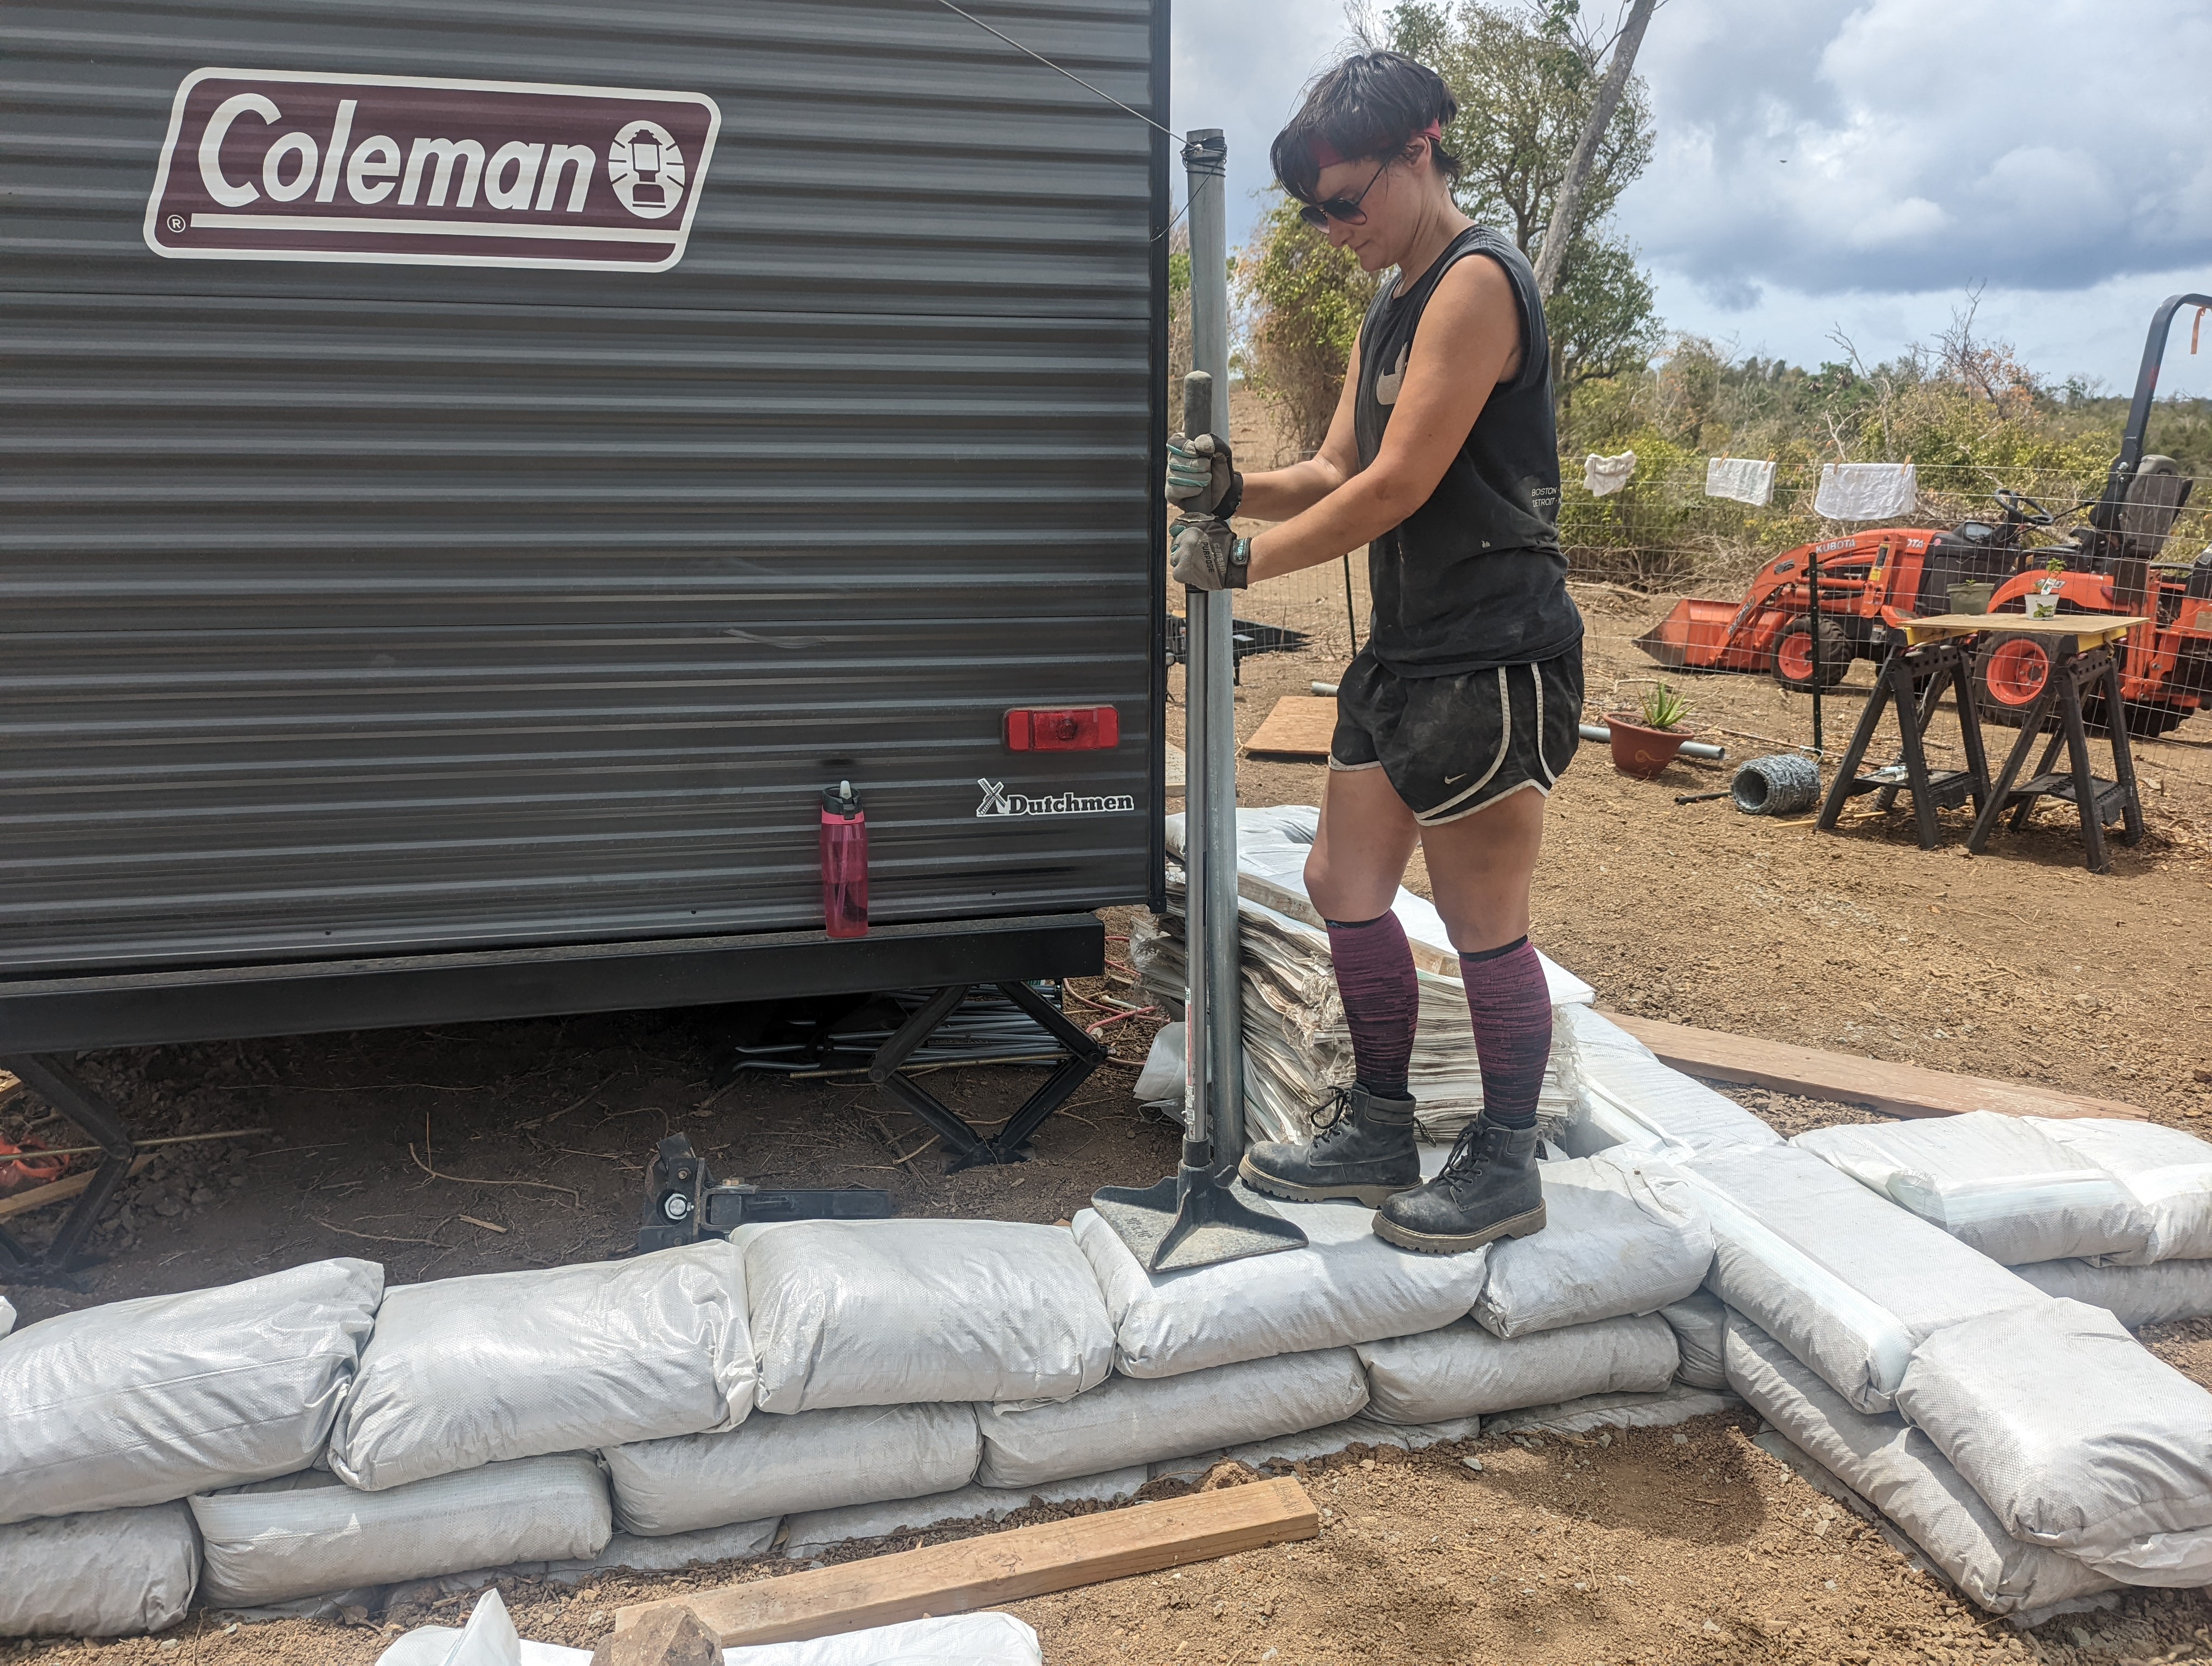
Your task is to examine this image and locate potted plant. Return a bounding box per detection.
[1607,682,1694,780]
[2025,555,2066,620]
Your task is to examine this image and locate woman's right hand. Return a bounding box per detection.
[1166,432,1239,517]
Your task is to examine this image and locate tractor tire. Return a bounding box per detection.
[1772,616,1851,691]
[1975,631,2194,738]
[1972,631,2055,730]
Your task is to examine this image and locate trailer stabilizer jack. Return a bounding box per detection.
[867,981,1109,1172]
[0,1053,139,1287]
[637,1133,894,1254]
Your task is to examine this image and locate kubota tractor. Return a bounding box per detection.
[1636,293,2212,738]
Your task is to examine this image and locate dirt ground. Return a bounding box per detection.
[5,586,2211,1663]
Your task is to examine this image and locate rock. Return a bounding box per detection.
[1462,1457,1484,1472]
[591,1607,719,1666]
[155,1195,184,1218]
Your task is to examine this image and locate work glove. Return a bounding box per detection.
[1166,432,1242,518]
[1171,517,1250,591]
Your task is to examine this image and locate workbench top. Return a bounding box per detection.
[1901,613,2149,649]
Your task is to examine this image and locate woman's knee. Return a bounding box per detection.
[1304,849,1396,922]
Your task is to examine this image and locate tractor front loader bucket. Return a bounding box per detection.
[1634,598,1740,669]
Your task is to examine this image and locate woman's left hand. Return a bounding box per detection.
[1170,520,1249,590]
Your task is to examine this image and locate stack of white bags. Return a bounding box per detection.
[2,836,2208,1640]
[1132,808,1578,1145]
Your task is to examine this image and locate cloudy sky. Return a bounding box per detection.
[1168,0,2212,396]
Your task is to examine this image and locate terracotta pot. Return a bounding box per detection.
[1606,713,1692,780]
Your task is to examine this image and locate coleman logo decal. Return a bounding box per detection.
[144,69,720,272]
[976,779,1136,818]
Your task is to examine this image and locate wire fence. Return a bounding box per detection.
[1228,459,2212,662]
[1552,459,2212,592]
[1200,456,2212,856]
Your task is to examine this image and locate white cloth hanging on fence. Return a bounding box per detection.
[1705,457,1776,507]
[1814,462,1916,521]
[1584,451,1637,497]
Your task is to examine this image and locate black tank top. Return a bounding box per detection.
[1352,226,1582,675]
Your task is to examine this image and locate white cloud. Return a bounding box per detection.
[1168,0,2212,390]
[1618,0,2212,299]
[1168,0,1347,239]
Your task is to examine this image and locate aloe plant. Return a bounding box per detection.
[1638,681,1690,733]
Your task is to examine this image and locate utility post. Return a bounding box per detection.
[1181,127,1244,1167]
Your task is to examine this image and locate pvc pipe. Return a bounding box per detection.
[1580,722,1728,762]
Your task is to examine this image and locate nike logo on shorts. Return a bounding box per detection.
[1443,771,1469,785]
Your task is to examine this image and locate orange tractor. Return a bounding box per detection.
[1637,293,2212,738]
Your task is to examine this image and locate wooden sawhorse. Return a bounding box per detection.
[1958,616,2149,873]
[1816,627,1994,849]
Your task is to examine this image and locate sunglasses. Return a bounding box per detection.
[1297,159,1391,228]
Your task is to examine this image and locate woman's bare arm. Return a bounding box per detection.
[1232,329,1366,523]
[1243,254,1522,584]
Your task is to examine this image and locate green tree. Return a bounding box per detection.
[1546,227,1661,392]
[1388,1,1661,394]
[1234,196,1381,457]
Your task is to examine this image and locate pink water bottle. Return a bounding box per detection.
[820,780,868,939]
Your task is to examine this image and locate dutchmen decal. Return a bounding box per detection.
[144,69,721,272]
[976,780,1137,818]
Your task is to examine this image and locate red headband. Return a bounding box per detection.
[1308,120,1443,172]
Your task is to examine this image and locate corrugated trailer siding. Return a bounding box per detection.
[1,0,1167,974]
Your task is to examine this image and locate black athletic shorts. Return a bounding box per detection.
[1329,644,1584,825]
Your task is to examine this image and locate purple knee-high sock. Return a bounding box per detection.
[1459,937,1550,1130]
[1324,913,1419,1098]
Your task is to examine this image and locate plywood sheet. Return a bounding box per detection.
[1242,696,1338,760]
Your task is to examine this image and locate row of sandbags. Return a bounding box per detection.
[1793,1110,2212,1270]
[1555,1004,2212,1617]
[1558,1004,2212,1330]
[9,998,2207,1636]
[0,1145,1726,1635]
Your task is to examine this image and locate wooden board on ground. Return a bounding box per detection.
[1241,695,1338,759]
[1165,741,1186,792]
[1604,1013,2145,1122]
[616,1476,1318,1647]
[0,1155,154,1221]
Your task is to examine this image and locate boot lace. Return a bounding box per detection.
[1306,1087,1359,1146]
[1432,1117,1500,1197]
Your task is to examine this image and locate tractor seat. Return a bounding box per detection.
[1919,531,2023,612]
[2122,456,2194,560]
[2187,547,2212,602]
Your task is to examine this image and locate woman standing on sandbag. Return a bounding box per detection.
[1168,50,1578,1253]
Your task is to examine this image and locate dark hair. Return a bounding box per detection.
[1271,50,1463,204]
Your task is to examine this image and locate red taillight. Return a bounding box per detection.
[1005,706,1121,751]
